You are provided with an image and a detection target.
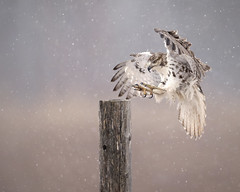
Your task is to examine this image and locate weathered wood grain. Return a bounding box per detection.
[99,100,131,192]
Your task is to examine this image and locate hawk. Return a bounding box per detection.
[111,28,210,139]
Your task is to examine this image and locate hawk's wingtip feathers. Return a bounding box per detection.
[113,62,126,70]
[154,28,161,33]
[111,69,124,82]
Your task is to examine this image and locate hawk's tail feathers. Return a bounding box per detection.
[177,84,206,139]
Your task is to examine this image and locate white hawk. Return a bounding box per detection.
[111,28,210,139]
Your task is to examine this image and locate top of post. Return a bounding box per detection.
[99,99,130,104]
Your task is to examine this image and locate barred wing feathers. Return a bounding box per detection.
[154,28,210,80]
[111,52,161,99]
[177,84,206,139]
[154,29,208,139]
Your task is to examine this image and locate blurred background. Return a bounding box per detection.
[0,0,240,191]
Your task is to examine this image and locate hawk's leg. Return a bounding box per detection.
[133,83,166,98]
[133,84,149,98]
[141,82,166,95]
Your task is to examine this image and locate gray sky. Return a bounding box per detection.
[0,0,240,192]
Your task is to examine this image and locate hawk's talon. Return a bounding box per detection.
[133,83,158,98]
[149,93,153,99]
[133,84,141,91]
[133,83,164,98]
[142,88,147,97]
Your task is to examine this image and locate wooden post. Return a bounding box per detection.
[99,100,131,192]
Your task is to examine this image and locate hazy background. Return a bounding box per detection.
[0,0,240,191]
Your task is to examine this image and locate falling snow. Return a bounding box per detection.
[0,0,239,192]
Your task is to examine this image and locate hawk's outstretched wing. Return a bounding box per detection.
[154,29,210,139]
[154,28,210,80]
[111,52,163,99]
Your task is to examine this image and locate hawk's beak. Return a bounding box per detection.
[148,64,155,72]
